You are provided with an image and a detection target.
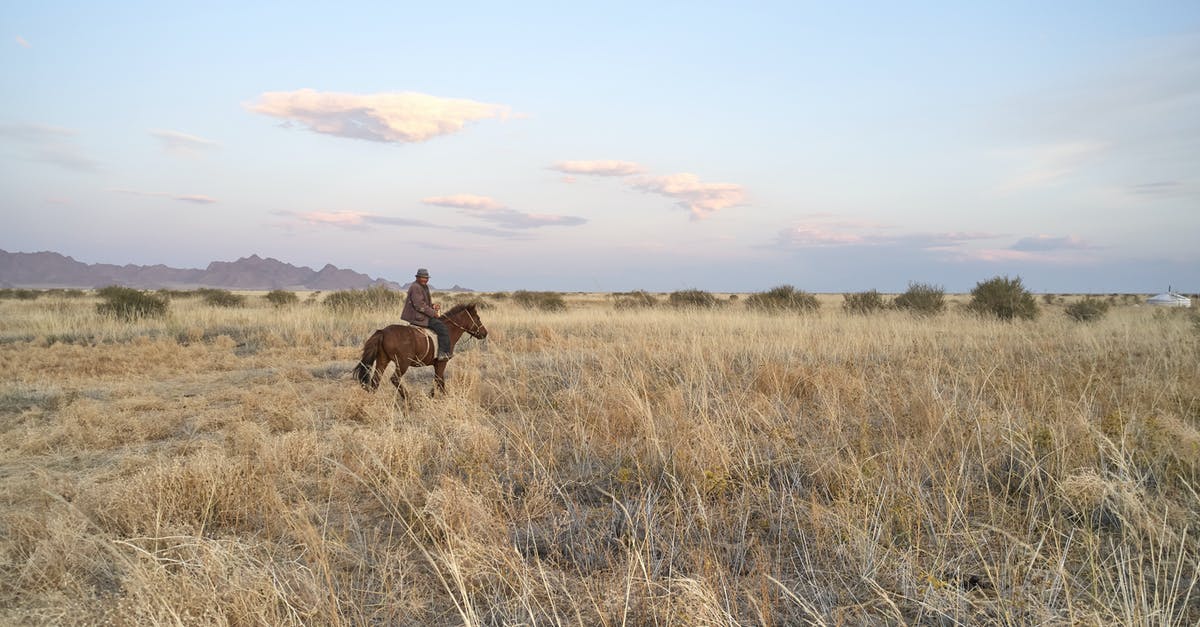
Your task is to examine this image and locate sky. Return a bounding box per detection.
[1,2,1197,293]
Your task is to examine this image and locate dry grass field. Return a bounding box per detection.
[1,291,1197,625]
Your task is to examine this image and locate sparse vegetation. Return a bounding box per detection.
[511,290,566,311]
[745,285,820,312]
[324,286,405,311]
[968,275,1039,320]
[668,288,719,308]
[893,281,946,316]
[613,290,658,309]
[0,292,1197,624]
[197,288,246,308]
[94,285,169,320]
[1065,296,1111,322]
[0,288,43,300]
[842,289,887,314]
[265,289,299,307]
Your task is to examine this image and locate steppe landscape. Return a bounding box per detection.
[0,288,1196,625]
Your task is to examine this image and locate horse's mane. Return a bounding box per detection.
[440,302,477,318]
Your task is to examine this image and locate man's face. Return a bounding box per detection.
[417,276,429,285]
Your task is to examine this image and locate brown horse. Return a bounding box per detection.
[353,303,488,397]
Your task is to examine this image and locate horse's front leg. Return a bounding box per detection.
[431,360,448,397]
[391,364,408,400]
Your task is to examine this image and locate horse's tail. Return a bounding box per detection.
[354,329,384,388]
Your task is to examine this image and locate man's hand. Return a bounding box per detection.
[433,304,441,312]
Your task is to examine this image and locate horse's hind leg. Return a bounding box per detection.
[369,353,390,391]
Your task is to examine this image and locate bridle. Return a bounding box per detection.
[443,307,486,339]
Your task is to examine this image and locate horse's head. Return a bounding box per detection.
[442,303,488,339]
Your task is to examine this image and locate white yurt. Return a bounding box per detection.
[1146,290,1191,307]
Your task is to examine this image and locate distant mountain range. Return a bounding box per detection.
[0,250,472,291]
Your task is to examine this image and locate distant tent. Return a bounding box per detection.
[1146,291,1191,307]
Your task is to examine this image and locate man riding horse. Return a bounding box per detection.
[401,268,452,361]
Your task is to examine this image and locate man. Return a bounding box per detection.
[401,268,453,361]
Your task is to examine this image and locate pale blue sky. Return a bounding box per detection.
[2,2,1197,292]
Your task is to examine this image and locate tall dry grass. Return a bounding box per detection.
[0,293,1197,624]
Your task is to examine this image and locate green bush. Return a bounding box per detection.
[613,290,658,310]
[0,289,42,300]
[155,288,194,300]
[512,290,566,312]
[45,289,86,299]
[324,286,405,311]
[95,286,168,321]
[745,285,819,312]
[197,288,246,308]
[967,275,1039,320]
[669,289,719,309]
[843,290,887,315]
[893,282,946,316]
[265,289,299,307]
[1065,296,1110,322]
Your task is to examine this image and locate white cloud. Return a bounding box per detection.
[630,173,746,219]
[1010,234,1095,252]
[111,189,217,204]
[248,89,510,144]
[0,123,100,172]
[150,129,220,155]
[550,160,645,176]
[16,36,30,49]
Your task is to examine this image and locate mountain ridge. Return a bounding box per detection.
[0,249,472,291]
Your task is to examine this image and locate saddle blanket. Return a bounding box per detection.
[394,320,438,355]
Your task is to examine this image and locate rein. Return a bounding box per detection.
[442,308,485,339]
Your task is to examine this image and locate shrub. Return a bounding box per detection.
[1065,296,1110,322]
[669,289,719,309]
[512,290,566,312]
[893,282,946,316]
[45,288,86,298]
[613,290,658,310]
[155,288,194,300]
[967,275,1039,320]
[95,286,168,321]
[198,288,246,308]
[265,289,299,307]
[0,289,42,300]
[745,285,819,312]
[324,286,404,311]
[843,290,887,315]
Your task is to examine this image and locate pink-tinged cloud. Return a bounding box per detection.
[111,189,216,204]
[779,226,867,247]
[422,194,506,211]
[150,129,220,155]
[297,210,368,226]
[16,36,31,49]
[631,173,746,219]
[423,194,586,228]
[248,89,510,144]
[777,219,1001,251]
[997,141,1108,191]
[550,160,645,176]
[950,248,1098,264]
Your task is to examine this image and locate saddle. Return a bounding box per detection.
[395,320,438,355]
